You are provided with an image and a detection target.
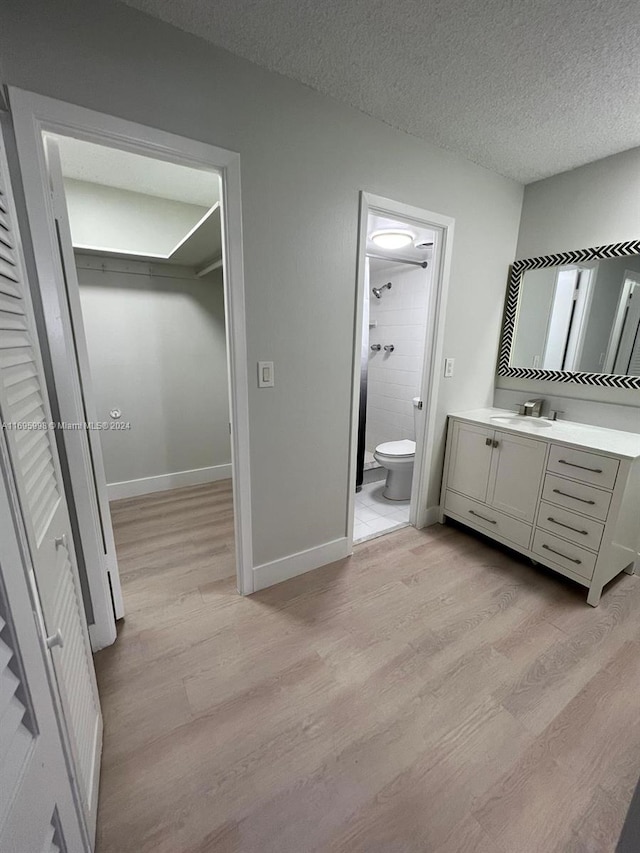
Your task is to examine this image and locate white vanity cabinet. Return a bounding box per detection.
[446,420,546,521]
[440,409,640,605]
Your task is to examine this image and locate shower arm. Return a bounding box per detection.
[372,281,392,299]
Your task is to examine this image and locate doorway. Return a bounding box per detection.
[348,193,454,547]
[539,265,594,371]
[10,89,254,651]
[48,131,238,635]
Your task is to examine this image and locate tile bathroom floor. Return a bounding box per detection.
[353,480,411,543]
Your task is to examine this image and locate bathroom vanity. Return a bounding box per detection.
[440,408,640,605]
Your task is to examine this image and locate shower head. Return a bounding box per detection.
[372,282,392,299]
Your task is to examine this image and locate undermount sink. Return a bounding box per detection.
[490,415,552,429]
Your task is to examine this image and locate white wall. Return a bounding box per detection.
[1,0,523,569]
[516,148,640,259]
[496,147,640,427]
[366,262,430,452]
[64,178,208,258]
[76,254,231,498]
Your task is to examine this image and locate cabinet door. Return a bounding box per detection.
[487,431,547,522]
[447,421,494,503]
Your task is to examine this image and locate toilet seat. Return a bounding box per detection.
[375,439,416,458]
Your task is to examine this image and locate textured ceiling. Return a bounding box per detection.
[119,0,640,183]
[51,134,220,206]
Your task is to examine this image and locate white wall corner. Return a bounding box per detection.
[107,464,231,501]
[252,537,350,592]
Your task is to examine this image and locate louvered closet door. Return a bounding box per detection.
[0,444,86,853]
[0,124,101,843]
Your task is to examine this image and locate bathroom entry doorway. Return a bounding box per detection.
[11,90,254,651]
[348,194,454,547]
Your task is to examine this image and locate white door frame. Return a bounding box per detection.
[347,192,455,548]
[9,89,255,647]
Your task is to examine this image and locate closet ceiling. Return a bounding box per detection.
[119,0,640,183]
[54,135,222,269]
[53,135,220,206]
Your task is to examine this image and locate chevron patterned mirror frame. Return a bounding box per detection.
[498,240,640,389]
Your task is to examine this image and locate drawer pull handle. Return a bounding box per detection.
[558,459,603,474]
[542,543,582,565]
[485,437,492,446]
[468,509,497,525]
[547,517,588,536]
[552,488,595,506]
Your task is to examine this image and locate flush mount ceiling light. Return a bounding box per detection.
[370,229,414,251]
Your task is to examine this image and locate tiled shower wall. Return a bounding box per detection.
[366,261,431,453]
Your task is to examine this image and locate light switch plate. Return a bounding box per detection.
[444,357,455,377]
[258,361,275,388]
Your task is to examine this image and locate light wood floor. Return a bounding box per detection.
[95,482,640,852]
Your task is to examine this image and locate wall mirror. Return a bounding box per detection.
[498,240,640,389]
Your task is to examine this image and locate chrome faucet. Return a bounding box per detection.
[519,398,544,418]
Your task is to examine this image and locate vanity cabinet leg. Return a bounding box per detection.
[587,583,603,607]
[623,561,636,575]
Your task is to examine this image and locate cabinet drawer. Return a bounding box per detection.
[541,474,611,522]
[536,501,604,552]
[532,529,597,581]
[445,490,532,548]
[547,444,619,490]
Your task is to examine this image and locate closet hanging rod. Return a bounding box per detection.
[366,253,428,268]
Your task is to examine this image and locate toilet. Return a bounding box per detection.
[373,439,416,500]
[372,398,420,500]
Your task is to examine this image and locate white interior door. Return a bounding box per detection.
[0,123,101,844]
[563,266,593,371]
[0,431,86,853]
[44,136,124,627]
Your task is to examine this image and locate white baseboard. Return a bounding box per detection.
[108,463,232,501]
[252,537,350,592]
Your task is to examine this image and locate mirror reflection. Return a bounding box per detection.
[511,254,640,376]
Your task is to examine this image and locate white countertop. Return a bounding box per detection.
[449,408,640,459]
